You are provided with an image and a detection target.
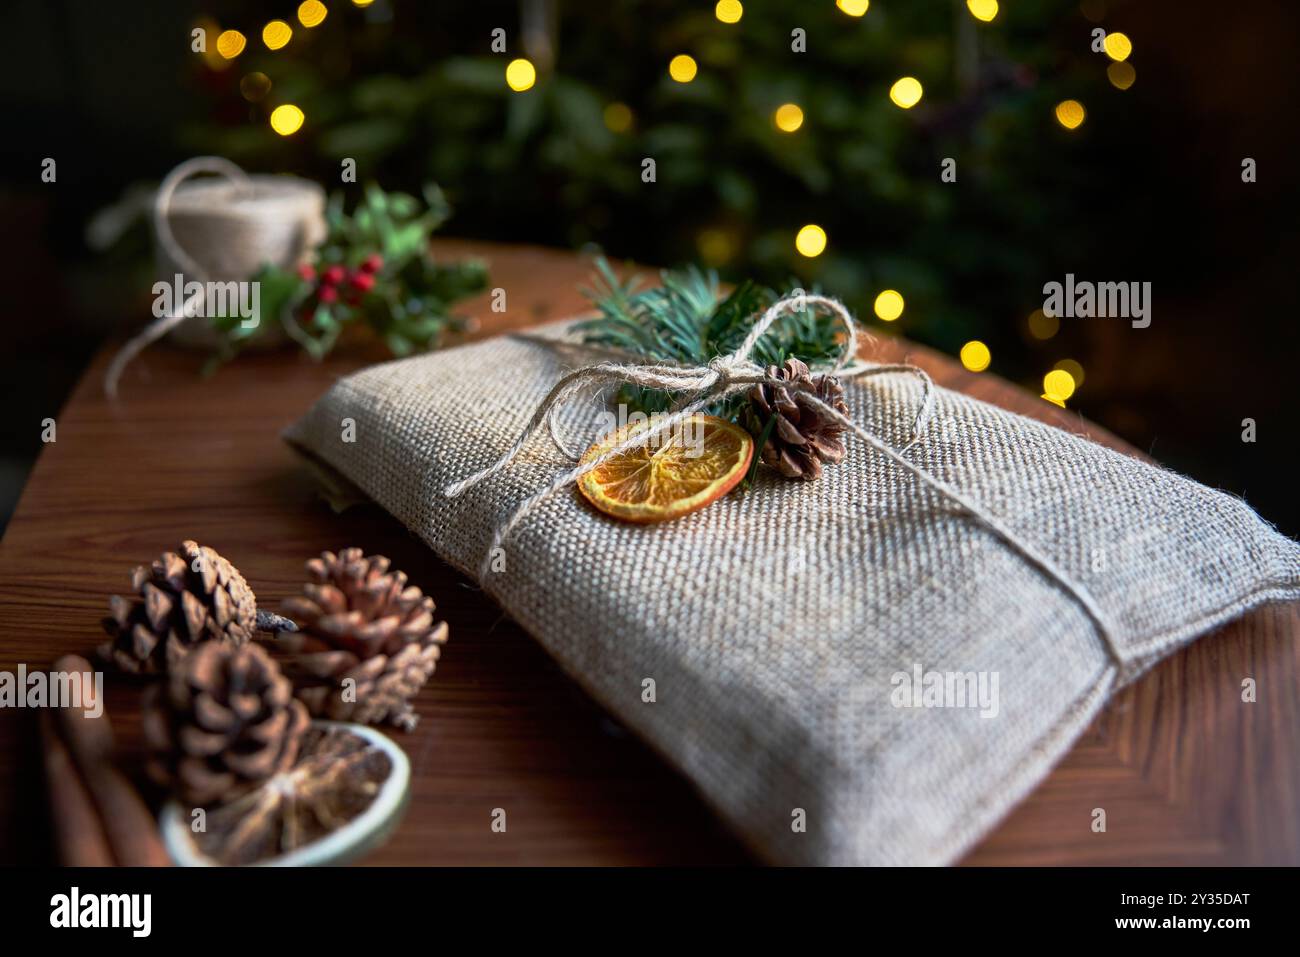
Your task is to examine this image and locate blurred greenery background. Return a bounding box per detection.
[184,0,1124,362]
[1,0,1297,535]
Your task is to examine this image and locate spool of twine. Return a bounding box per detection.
[104,156,327,397]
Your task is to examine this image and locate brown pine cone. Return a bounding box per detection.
[143,641,310,807]
[279,549,449,731]
[745,357,851,480]
[99,541,259,675]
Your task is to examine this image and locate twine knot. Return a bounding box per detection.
[706,353,751,385]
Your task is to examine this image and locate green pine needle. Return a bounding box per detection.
[577,257,851,423]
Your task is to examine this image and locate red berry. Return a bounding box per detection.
[297,263,316,281]
[350,272,376,293]
[321,265,346,286]
[318,285,339,304]
[360,253,384,274]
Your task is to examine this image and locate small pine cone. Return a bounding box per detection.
[99,541,258,675]
[279,549,449,731]
[142,641,310,807]
[745,357,851,480]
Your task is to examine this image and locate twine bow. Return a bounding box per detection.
[444,293,1121,665]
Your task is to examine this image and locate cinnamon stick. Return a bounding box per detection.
[49,655,171,867]
[39,711,114,866]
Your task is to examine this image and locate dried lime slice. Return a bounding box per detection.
[160,720,409,866]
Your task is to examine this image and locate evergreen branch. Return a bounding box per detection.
[577,257,852,421]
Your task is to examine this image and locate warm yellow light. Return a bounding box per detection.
[669,54,698,83]
[1053,359,1085,388]
[506,58,537,92]
[239,72,272,102]
[604,102,633,133]
[697,228,736,266]
[874,290,905,322]
[1055,99,1086,129]
[269,104,305,136]
[298,1,328,28]
[960,340,991,373]
[1027,309,1059,340]
[1043,368,1076,401]
[890,77,924,109]
[351,0,375,7]
[774,103,804,132]
[1107,61,1136,90]
[1080,0,1106,23]
[1103,31,1132,62]
[262,20,293,51]
[216,30,247,59]
[966,0,999,22]
[715,0,743,24]
[795,224,827,258]
[837,0,870,16]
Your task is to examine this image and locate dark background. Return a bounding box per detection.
[1,0,1296,535]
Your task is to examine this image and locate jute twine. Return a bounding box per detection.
[103,157,326,398]
[443,293,1123,666]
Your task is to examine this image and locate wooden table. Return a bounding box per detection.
[2,240,1296,865]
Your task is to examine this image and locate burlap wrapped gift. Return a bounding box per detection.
[285,318,1300,865]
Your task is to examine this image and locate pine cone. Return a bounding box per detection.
[745,357,850,480]
[99,541,258,674]
[143,641,310,807]
[279,549,449,731]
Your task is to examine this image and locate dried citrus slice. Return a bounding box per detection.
[160,721,410,866]
[577,414,754,523]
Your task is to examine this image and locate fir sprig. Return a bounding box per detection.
[576,257,849,420]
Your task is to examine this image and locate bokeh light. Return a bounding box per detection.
[890,77,924,109]
[715,1,743,24]
[774,103,804,132]
[697,228,736,266]
[297,2,328,28]
[1103,31,1132,62]
[351,0,375,7]
[967,0,999,22]
[1054,99,1086,129]
[837,0,870,16]
[795,224,827,258]
[269,104,305,136]
[1080,0,1107,23]
[604,102,633,133]
[1027,309,1060,340]
[1043,368,1076,401]
[1107,61,1136,90]
[961,341,991,372]
[506,58,536,92]
[874,290,905,322]
[262,20,293,51]
[216,30,247,59]
[669,54,698,83]
[239,72,272,102]
[1053,359,1086,388]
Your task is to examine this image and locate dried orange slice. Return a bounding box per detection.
[577,414,754,523]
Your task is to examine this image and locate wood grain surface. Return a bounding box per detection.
[0,240,1295,865]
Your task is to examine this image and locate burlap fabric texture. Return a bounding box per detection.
[285,320,1300,865]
